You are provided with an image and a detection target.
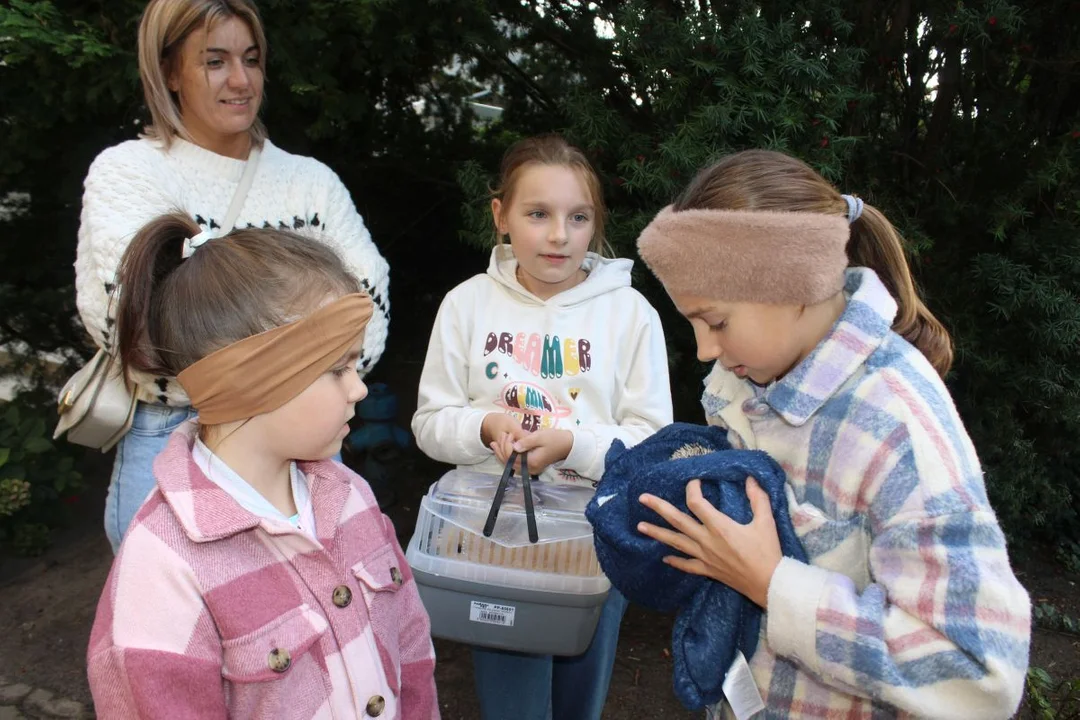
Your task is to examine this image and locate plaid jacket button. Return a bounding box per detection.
[268,647,291,673]
[332,585,353,608]
[365,695,385,716]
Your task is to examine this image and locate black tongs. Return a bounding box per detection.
[482,450,539,543]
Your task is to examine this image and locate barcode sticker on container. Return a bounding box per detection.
[469,601,516,627]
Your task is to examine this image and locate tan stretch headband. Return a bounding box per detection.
[637,205,850,305]
[177,293,373,425]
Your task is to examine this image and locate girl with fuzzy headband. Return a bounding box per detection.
[86,214,437,718]
[633,150,1030,719]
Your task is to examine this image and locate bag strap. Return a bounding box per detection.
[221,144,262,232]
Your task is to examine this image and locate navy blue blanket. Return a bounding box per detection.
[585,423,806,710]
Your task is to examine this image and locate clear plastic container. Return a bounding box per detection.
[407,469,609,595]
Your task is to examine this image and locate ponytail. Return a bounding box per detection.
[114,212,361,384]
[115,213,200,378]
[847,205,954,377]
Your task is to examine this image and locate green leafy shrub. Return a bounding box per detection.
[455,0,1080,547]
[0,390,85,556]
[1024,666,1080,719]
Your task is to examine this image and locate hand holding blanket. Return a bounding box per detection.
[585,422,806,709]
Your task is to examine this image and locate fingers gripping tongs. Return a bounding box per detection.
[482,451,539,543]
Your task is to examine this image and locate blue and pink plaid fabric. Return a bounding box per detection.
[702,268,1030,719]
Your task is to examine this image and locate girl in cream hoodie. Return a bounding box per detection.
[413,135,673,720]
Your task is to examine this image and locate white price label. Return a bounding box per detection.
[469,601,516,627]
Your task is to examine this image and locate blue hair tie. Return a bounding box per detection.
[841,194,864,224]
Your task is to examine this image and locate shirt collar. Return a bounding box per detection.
[192,437,310,528]
[762,267,896,425]
[153,421,347,543]
[702,268,896,427]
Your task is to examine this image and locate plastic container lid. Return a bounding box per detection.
[406,469,608,595]
[426,468,596,548]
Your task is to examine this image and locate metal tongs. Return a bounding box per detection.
[482,450,539,543]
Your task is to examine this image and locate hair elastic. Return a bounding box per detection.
[181,229,215,259]
[841,194,864,224]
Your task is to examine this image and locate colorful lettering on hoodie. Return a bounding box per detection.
[483,331,593,377]
[412,245,674,486]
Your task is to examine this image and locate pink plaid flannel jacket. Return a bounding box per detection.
[88,421,439,719]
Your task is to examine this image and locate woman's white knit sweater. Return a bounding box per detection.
[75,136,390,405]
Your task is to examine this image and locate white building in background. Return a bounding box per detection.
[410,88,505,130]
[466,90,505,122]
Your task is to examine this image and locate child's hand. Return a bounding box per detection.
[483,413,529,470]
[511,429,574,475]
[636,477,783,609]
[481,412,526,449]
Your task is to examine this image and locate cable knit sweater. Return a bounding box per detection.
[75,137,390,405]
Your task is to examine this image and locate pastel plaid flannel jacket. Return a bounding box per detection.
[704,268,1030,719]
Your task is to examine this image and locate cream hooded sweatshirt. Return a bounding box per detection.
[412,245,673,485]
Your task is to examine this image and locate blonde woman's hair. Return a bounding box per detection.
[137,0,268,148]
[674,150,954,377]
[492,134,610,256]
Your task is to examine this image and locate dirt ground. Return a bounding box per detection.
[1014,555,1080,707]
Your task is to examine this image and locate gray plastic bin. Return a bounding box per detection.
[405,470,610,656]
[410,544,609,655]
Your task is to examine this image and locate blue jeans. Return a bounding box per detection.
[472,589,628,720]
[104,402,195,553]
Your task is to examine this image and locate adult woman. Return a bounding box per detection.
[75,0,390,552]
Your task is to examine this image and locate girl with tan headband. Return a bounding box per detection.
[86,214,437,718]
[632,150,1030,718]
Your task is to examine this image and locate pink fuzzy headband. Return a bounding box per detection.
[636,205,851,305]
